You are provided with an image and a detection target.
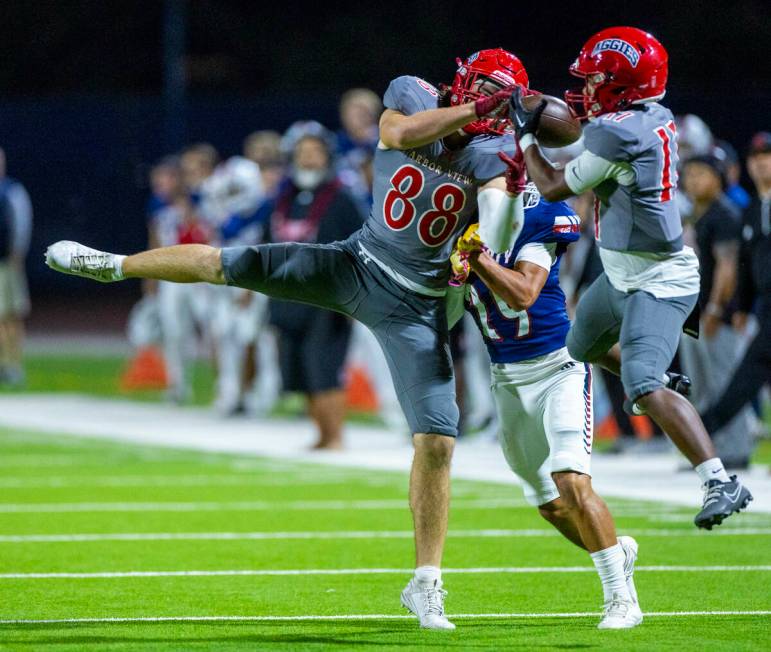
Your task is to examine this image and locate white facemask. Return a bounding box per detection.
[292,168,327,190]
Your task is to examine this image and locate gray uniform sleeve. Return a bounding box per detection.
[383,76,440,116]
[471,133,513,182]
[583,118,639,163]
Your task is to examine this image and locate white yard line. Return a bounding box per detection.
[0,527,769,543]
[0,474,397,489]
[0,611,768,625]
[2,565,769,580]
[0,498,526,513]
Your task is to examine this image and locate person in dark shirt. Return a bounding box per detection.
[701,132,771,461]
[268,121,363,449]
[679,154,756,466]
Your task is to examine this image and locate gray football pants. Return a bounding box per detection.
[566,273,697,402]
[221,239,459,436]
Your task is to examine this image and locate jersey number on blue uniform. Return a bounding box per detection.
[383,164,466,247]
[467,285,531,341]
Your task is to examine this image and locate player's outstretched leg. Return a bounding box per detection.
[545,473,642,629]
[400,433,456,631]
[46,242,225,285]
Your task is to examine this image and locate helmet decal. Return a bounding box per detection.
[591,38,640,67]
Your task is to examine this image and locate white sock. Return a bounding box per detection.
[113,254,126,280]
[590,543,630,603]
[414,565,441,586]
[695,458,730,484]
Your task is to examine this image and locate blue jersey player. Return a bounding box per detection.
[449,187,642,629]
[45,48,533,630]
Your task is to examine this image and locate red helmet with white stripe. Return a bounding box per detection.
[565,27,668,120]
[450,48,529,135]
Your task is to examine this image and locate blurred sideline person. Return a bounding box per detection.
[714,140,751,211]
[511,26,751,528]
[335,89,408,433]
[199,151,274,415]
[268,122,362,449]
[46,47,531,630]
[244,130,285,196]
[0,148,32,387]
[337,88,381,210]
[701,132,771,449]
[679,155,756,467]
[448,180,642,629]
[148,156,210,404]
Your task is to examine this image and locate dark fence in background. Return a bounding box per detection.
[2,89,769,303]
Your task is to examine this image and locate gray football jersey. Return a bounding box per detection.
[356,75,511,291]
[583,104,683,253]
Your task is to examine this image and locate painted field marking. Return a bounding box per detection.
[0,527,769,543]
[0,474,397,489]
[0,611,768,625]
[0,498,529,513]
[1,565,769,580]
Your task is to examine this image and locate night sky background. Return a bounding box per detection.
[0,0,768,298]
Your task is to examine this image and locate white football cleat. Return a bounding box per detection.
[45,241,124,283]
[597,591,643,630]
[400,577,456,630]
[618,535,641,609]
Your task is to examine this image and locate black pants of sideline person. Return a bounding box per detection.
[701,312,771,436]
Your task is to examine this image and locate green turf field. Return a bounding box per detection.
[0,426,768,650]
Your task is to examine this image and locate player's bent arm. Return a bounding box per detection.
[519,135,574,202]
[379,106,478,150]
[706,241,739,316]
[522,135,636,201]
[477,176,525,254]
[468,251,549,311]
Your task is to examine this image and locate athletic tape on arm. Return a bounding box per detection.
[477,188,524,254]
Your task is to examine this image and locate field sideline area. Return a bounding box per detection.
[0,408,769,650]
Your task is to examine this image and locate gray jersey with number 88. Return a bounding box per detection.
[355,75,511,292]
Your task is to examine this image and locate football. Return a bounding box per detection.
[522,93,582,148]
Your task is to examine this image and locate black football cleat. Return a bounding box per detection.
[624,371,693,415]
[665,372,691,397]
[694,475,753,530]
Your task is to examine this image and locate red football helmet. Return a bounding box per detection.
[450,48,529,135]
[564,27,668,120]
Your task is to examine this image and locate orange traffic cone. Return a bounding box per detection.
[120,346,168,391]
[344,364,379,412]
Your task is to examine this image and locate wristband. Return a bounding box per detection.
[519,133,537,151]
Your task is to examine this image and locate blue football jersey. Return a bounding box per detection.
[465,196,581,363]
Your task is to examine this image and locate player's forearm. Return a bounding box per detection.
[468,251,536,311]
[707,257,738,314]
[380,104,477,150]
[521,140,573,202]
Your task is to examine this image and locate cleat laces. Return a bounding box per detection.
[701,481,725,509]
[423,581,447,617]
[603,595,630,619]
[71,252,114,280]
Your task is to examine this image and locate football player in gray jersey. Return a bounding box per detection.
[45,49,533,631]
[508,26,751,546]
